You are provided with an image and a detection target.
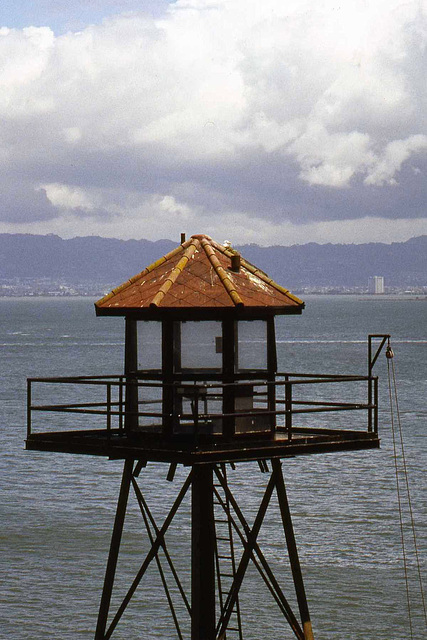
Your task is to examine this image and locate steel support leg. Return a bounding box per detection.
[192,464,216,640]
[95,458,134,640]
[272,458,315,640]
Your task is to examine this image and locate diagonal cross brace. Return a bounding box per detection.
[216,471,276,638]
[214,464,305,640]
[131,477,191,616]
[213,482,303,638]
[131,477,190,640]
[104,470,193,640]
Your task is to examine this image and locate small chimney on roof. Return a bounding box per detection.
[230,253,241,273]
[180,232,186,244]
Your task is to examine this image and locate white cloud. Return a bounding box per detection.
[289,125,374,187]
[0,0,426,242]
[0,26,55,115]
[40,183,99,210]
[364,135,427,185]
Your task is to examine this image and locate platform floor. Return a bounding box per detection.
[26,427,380,464]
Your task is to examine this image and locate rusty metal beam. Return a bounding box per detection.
[272,459,315,640]
[213,480,303,637]
[132,477,185,640]
[104,470,193,639]
[192,465,216,640]
[216,471,276,638]
[95,458,134,640]
[214,466,304,640]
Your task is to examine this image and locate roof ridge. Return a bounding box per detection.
[209,238,229,254]
[95,241,189,307]
[150,239,199,307]
[199,237,243,307]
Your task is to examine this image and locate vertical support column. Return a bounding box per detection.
[285,378,292,441]
[125,318,138,432]
[162,319,174,436]
[272,459,315,640]
[191,464,216,640]
[267,318,277,433]
[95,458,134,640]
[222,318,236,438]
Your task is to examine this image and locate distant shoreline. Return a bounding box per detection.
[0,293,425,301]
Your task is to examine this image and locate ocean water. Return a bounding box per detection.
[0,295,426,640]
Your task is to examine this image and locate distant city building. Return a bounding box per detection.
[368,276,385,294]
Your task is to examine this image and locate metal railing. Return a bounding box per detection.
[27,371,378,441]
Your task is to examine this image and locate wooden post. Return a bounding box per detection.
[191,464,216,640]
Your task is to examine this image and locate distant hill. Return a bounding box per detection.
[235,235,427,288]
[0,233,425,288]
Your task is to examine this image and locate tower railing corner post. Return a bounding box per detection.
[285,377,292,441]
[27,378,32,439]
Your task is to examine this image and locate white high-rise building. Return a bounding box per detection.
[368,276,385,294]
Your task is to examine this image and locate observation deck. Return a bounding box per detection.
[26,368,380,464]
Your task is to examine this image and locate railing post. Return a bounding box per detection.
[367,333,390,433]
[106,383,112,434]
[285,377,292,441]
[374,376,379,434]
[27,379,32,439]
[368,376,373,433]
[119,377,124,432]
[268,379,276,434]
[194,392,199,441]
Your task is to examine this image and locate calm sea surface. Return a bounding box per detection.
[0,295,426,639]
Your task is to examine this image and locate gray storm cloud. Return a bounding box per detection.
[0,0,426,243]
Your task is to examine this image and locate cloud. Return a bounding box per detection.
[364,135,427,185]
[41,183,101,210]
[0,0,426,243]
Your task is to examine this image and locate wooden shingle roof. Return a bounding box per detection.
[95,234,304,317]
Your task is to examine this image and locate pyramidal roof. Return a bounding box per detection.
[95,234,304,316]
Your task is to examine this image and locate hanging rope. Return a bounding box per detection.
[386,339,427,636]
[387,343,413,638]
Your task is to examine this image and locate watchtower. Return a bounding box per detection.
[26,234,386,640]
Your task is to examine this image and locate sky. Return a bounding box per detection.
[0,0,426,246]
